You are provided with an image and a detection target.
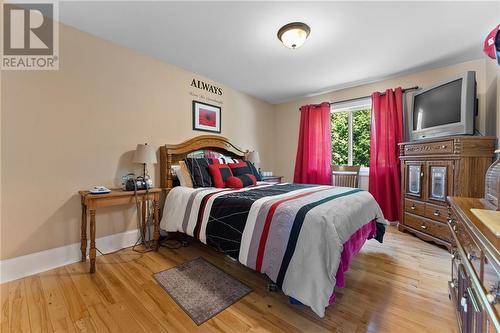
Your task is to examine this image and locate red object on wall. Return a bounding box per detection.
[368,88,404,222]
[199,108,216,126]
[484,24,500,60]
[293,102,332,185]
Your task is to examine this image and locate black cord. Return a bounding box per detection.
[94,246,144,264]
[474,128,484,136]
[131,174,155,254]
[102,172,184,254]
[160,238,182,249]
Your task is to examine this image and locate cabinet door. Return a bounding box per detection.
[427,160,454,203]
[405,161,425,199]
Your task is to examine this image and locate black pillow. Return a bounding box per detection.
[229,162,252,177]
[184,158,213,188]
[245,161,262,181]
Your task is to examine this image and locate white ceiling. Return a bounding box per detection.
[58,1,500,104]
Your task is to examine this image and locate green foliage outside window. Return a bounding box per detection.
[352,109,371,166]
[331,112,348,165]
[331,109,371,167]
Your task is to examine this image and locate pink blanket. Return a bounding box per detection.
[328,220,376,304]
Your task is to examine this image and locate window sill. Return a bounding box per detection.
[331,167,369,176]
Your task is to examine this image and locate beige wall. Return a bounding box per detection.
[274,59,499,182]
[0,24,276,260]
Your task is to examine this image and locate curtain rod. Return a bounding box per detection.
[298,86,419,110]
[330,86,419,106]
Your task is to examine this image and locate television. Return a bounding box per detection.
[409,71,477,141]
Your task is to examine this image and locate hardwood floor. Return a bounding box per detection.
[1,226,458,332]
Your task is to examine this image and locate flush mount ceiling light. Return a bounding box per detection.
[277,22,310,49]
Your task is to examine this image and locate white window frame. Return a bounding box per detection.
[331,97,372,175]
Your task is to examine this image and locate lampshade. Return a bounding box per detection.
[133,143,157,164]
[247,151,260,164]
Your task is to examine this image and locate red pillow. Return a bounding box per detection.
[208,164,233,188]
[226,174,256,189]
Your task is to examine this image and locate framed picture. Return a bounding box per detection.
[192,100,221,133]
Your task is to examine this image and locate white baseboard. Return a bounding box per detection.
[0,229,140,284]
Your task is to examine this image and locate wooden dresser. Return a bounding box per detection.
[399,136,496,248]
[448,197,499,332]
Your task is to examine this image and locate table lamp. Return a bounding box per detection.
[133,143,157,178]
[247,151,261,174]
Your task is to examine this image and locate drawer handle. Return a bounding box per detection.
[433,210,440,216]
[441,145,447,149]
[411,204,416,210]
[420,224,427,230]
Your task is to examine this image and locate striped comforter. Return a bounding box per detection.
[160,183,385,317]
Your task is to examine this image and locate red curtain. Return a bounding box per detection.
[369,88,404,222]
[293,102,332,185]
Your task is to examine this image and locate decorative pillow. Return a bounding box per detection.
[187,150,222,159]
[245,161,262,181]
[208,164,233,188]
[177,161,194,187]
[208,157,242,164]
[222,156,242,164]
[226,174,257,189]
[171,165,179,175]
[207,158,222,165]
[228,162,252,177]
[184,158,213,188]
[203,150,225,159]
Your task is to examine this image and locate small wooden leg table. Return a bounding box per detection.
[79,188,162,273]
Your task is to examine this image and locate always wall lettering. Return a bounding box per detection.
[190,79,223,96]
[189,78,223,105]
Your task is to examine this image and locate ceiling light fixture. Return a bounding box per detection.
[277,22,310,49]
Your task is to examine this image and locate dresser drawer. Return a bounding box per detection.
[404,213,451,242]
[424,203,448,223]
[453,219,482,277]
[402,140,454,156]
[404,198,425,216]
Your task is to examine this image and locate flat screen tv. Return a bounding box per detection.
[410,71,476,141]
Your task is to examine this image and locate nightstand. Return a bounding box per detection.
[78,188,161,273]
[261,176,283,183]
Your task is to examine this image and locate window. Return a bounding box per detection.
[331,97,372,167]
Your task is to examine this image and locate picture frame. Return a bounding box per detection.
[192,100,221,133]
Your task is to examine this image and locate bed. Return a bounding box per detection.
[157,135,386,317]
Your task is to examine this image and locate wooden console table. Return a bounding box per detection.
[78,188,161,273]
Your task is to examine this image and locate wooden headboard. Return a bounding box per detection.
[160,135,248,189]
